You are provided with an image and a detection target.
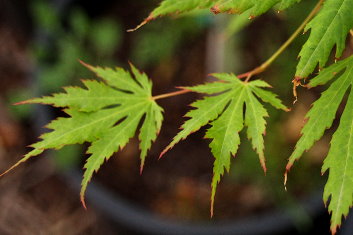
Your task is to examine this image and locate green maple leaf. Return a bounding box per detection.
[1,62,164,207]
[130,0,302,31]
[296,0,353,78]
[287,55,353,234]
[128,0,215,31]
[160,74,287,215]
[149,0,215,18]
[277,0,302,11]
[212,0,302,16]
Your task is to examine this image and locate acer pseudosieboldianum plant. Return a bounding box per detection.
[1,0,353,234]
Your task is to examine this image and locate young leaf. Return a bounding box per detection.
[1,63,164,207]
[161,73,287,215]
[287,55,353,234]
[296,0,353,78]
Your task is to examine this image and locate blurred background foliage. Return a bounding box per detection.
[0,0,336,234]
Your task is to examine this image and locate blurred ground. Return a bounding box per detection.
[0,86,114,234]
[0,161,114,235]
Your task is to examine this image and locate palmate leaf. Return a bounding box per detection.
[129,0,302,31]
[296,0,353,78]
[287,55,353,234]
[1,62,164,207]
[160,74,287,215]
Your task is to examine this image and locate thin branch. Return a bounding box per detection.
[238,0,324,81]
[152,89,191,100]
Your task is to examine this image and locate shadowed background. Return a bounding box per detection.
[1,0,352,234]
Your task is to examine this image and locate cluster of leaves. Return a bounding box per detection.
[134,0,353,233]
[2,63,286,215]
[2,0,353,234]
[287,55,353,234]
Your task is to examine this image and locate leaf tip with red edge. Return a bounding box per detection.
[260,159,267,175]
[210,200,214,218]
[159,148,168,160]
[140,161,145,175]
[13,100,29,106]
[79,60,95,71]
[285,162,293,172]
[127,15,154,32]
[80,195,87,210]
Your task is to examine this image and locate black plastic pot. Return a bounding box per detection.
[62,170,326,235]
